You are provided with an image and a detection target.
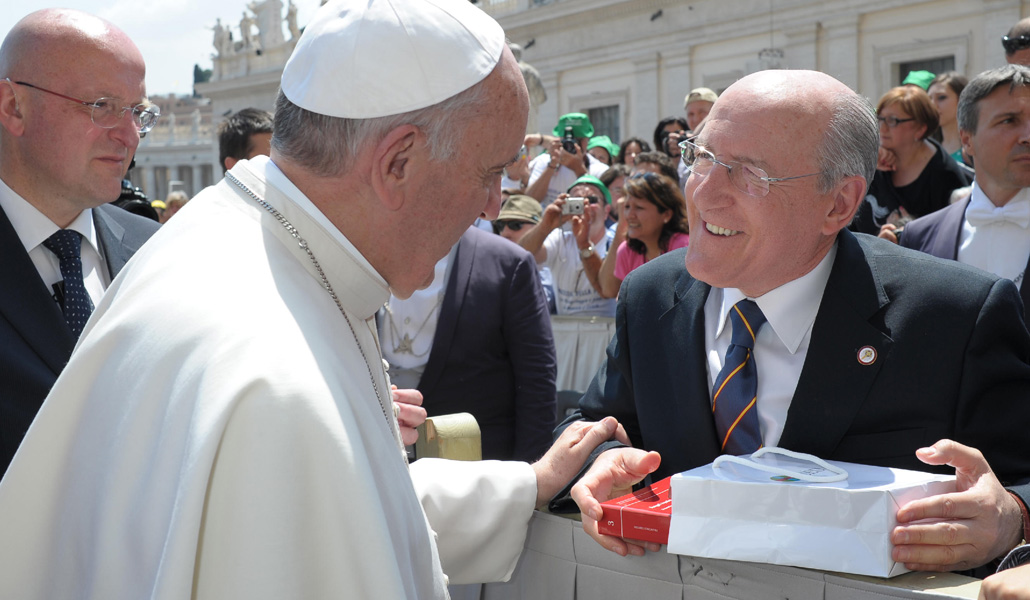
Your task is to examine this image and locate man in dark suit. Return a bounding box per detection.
[564,69,1030,574]
[381,226,556,461]
[0,9,160,474]
[896,65,1030,313]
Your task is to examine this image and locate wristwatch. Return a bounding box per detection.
[579,244,595,259]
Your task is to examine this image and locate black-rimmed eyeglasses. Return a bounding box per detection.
[876,115,914,128]
[5,79,160,133]
[678,139,822,198]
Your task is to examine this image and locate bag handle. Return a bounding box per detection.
[712,447,849,483]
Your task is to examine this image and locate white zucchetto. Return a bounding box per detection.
[281,0,506,119]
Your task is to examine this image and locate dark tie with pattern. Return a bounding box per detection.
[712,299,767,455]
[43,229,94,338]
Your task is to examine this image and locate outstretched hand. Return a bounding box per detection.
[532,417,631,509]
[572,447,662,557]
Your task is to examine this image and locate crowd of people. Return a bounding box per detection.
[3,1,1030,598]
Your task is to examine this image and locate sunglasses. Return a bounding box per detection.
[1003,34,1030,54]
[583,195,602,205]
[494,220,529,232]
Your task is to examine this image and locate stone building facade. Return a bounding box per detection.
[135,0,1030,201]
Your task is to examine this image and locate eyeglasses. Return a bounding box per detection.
[583,195,602,205]
[6,79,160,133]
[678,139,821,198]
[494,220,529,232]
[1003,33,1030,54]
[876,115,915,128]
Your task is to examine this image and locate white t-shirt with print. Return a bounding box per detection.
[542,228,616,317]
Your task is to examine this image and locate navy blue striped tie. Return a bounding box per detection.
[712,299,767,455]
[43,229,94,338]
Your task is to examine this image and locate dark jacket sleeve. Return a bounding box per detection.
[504,247,557,462]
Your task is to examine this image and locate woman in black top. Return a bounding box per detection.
[850,86,971,235]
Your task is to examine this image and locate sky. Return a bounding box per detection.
[0,0,320,98]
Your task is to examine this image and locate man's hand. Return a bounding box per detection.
[572,447,662,557]
[531,417,630,509]
[506,153,530,188]
[571,201,602,252]
[540,195,571,231]
[980,562,1030,600]
[391,385,427,446]
[878,223,900,244]
[892,439,1024,571]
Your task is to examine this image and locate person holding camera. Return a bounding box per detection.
[653,116,689,159]
[518,175,615,317]
[525,113,609,207]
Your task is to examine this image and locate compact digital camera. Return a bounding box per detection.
[562,197,586,215]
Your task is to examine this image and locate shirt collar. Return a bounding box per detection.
[0,176,99,256]
[716,241,838,354]
[232,156,390,319]
[967,179,1030,212]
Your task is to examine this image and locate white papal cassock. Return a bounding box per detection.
[0,156,537,599]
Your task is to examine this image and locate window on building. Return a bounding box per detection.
[586,105,620,143]
[898,56,955,85]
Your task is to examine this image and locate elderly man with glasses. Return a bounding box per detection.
[555,69,1030,577]
[0,8,160,475]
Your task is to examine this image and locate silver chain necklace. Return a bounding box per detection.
[225,171,393,432]
[382,295,442,357]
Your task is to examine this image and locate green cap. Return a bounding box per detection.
[553,113,594,139]
[567,174,611,205]
[587,135,612,150]
[901,70,935,90]
[588,135,620,159]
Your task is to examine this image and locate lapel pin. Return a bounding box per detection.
[857,346,877,365]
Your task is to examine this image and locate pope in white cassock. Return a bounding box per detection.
[0,1,659,598]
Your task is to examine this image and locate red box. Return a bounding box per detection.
[598,476,672,545]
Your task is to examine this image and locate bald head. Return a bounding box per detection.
[718,70,850,128]
[713,70,877,192]
[0,9,147,226]
[1005,17,1030,66]
[0,9,142,82]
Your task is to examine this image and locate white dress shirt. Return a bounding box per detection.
[957,182,1030,287]
[0,177,109,304]
[380,249,453,389]
[704,243,838,447]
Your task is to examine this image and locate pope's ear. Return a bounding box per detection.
[0,80,26,137]
[369,124,421,211]
[822,175,866,235]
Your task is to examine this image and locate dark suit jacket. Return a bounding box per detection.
[561,229,1030,509]
[417,227,556,462]
[901,198,1030,313]
[0,203,159,475]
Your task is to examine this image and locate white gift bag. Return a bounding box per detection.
[667,448,956,578]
